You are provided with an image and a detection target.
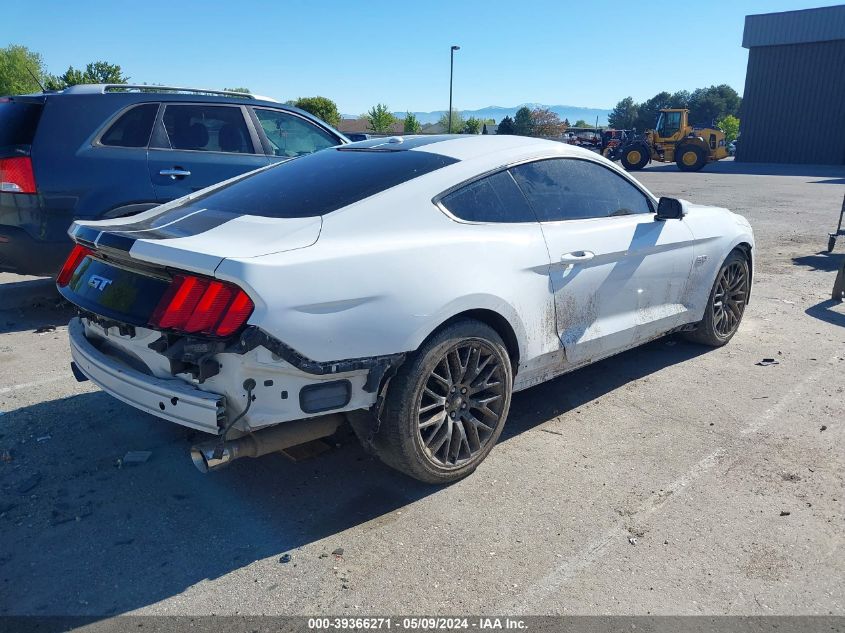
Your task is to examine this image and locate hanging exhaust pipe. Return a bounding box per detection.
[190,413,345,473]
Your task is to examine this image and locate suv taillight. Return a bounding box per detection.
[0,156,36,194]
[149,274,254,337]
[56,244,93,287]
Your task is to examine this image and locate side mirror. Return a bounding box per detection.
[656,197,684,220]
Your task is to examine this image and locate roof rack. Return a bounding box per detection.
[61,84,280,103]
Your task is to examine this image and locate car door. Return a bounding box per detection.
[147,103,269,202]
[249,107,342,163]
[509,157,696,365]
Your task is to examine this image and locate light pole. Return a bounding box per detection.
[449,45,460,133]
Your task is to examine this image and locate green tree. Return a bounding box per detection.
[573,119,589,128]
[513,106,534,136]
[437,109,465,133]
[294,96,341,127]
[497,115,515,135]
[687,84,741,125]
[0,45,47,95]
[632,91,670,131]
[463,117,482,134]
[47,61,128,89]
[607,97,638,130]
[365,103,396,134]
[669,90,690,109]
[530,107,565,137]
[403,112,421,134]
[716,114,740,143]
[224,87,251,94]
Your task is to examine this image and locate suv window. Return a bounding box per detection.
[440,170,535,223]
[0,99,44,148]
[509,158,652,221]
[162,104,253,153]
[100,103,158,148]
[254,108,338,157]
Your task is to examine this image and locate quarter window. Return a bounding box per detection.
[440,170,535,223]
[254,108,338,157]
[100,103,158,148]
[162,105,253,153]
[509,158,652,222]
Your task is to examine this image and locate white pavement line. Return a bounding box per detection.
[503,353,839,615]
[0,375,67,395]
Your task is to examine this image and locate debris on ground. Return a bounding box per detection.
[780,510,791,517]
[34,325,56,334]
[16,472,42,493]
[820,425,827,432]
[319,553,328,559]
[332,547,345,557]
[628,537,637,545]
[122,450,152,465]
[50,503,93,526]
[756,358,780,366]
[279,554,291,564]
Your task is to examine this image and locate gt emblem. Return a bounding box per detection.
[88,274,113,291]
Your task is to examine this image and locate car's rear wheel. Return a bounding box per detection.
[683,250,750,347]
[374,319,513,484]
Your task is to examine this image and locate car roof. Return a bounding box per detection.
[57,83,282,105]
[342,134,590,161]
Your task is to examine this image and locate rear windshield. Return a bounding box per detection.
[167,147,458,218]
[0,99,44,150]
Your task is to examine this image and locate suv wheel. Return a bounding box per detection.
[373,319,513,484]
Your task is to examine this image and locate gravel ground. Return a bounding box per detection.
[0,159,843,618]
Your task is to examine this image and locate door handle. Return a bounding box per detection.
[561,250,595,263]
[159,168,191,179]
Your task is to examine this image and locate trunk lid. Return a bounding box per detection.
[70,208,322,276]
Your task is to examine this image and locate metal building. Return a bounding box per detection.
[739,5,845,164]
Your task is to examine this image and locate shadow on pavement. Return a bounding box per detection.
[805,299,845,328]
[0,336,708,618]
[792,251,844,273]
[642,160,845,179]
[0,304,76,335]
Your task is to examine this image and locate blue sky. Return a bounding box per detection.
[5,0,842,113]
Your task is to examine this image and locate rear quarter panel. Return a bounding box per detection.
[214,171,560,370]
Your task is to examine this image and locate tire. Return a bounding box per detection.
[620,144,650,171]
[675,145,707,172]
[683,250,750,347]
[372,319,513,484]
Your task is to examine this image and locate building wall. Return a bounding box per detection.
[739,39,845,164]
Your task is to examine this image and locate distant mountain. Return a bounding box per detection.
[343,103,610,126]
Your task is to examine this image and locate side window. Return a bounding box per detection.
[509,159,652,222]
[100,103,158,148]
[254,109,338,158]
[162,105,253,153]
[660,112,681,137]
[440,170,535,223]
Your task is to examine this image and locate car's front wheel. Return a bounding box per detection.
[374,319,513,484]
[684,249,750,346]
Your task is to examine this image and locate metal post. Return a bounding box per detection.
[449,45,460,133]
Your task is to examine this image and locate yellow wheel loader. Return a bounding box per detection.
[616,108,729,172]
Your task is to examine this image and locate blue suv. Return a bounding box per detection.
[0,84,347,276]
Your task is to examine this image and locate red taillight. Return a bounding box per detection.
[56,244,93,287]
[0,157,36,194]
[149,274,254,337]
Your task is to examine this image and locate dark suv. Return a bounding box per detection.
[0,84,348,276]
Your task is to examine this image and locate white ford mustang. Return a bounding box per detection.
[59,135,754,483]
